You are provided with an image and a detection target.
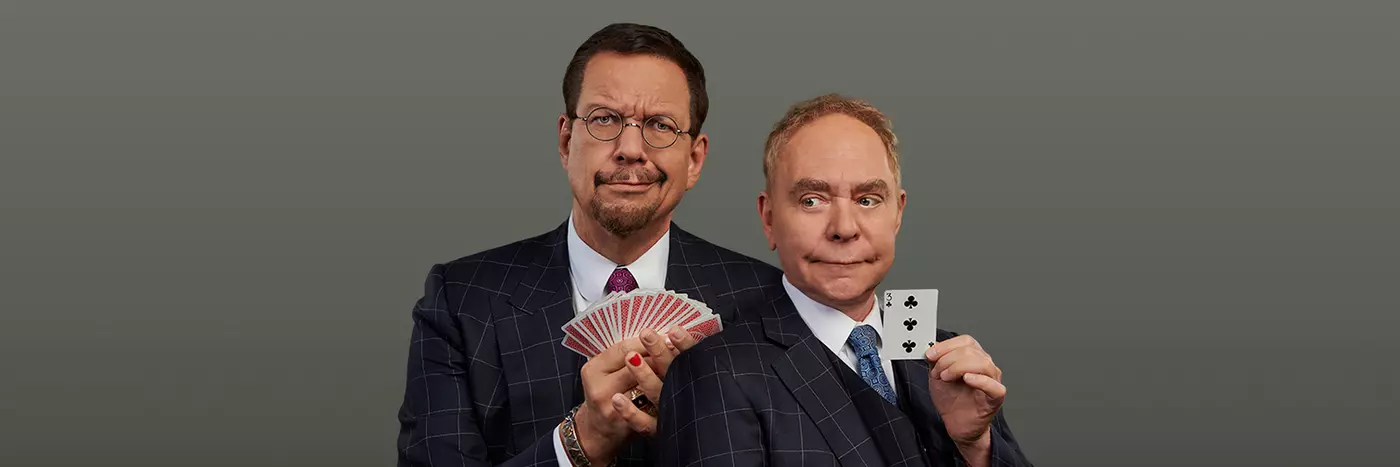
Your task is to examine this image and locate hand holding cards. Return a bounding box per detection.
[881,289,938,360]
[562,288,723,358]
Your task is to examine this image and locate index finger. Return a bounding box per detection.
[925,335,977,362]
[963,373,1007,402]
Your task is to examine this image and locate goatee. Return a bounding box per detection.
[589,196,662,237]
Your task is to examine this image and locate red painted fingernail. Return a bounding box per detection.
[628,354,642,367]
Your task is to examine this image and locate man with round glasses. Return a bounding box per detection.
[396,23,783,467]
[573,107,691,149]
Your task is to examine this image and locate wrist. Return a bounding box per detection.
[954,430,991,467]
[572,405,623,465]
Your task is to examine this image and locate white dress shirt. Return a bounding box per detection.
[783,275,898,397]
[565,213,670,312]
[553,213,670,463]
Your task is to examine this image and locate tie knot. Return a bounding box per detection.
[604,267,639,294]
[846,325,882,359]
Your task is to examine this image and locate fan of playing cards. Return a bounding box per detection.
[562,288,723,358]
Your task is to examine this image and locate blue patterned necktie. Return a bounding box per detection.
[847,325,897,405]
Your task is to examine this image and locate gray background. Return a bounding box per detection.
[2,1,1397,465]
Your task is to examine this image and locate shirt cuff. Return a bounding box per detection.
[552,424,571,466]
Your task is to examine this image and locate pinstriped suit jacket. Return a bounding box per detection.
[396,220,784,466]
[657,288,1035,467]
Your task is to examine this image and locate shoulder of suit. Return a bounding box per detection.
[430,228,557,280]
[672,227,783,279]
[412,229,560,321]
[677,319,774,367]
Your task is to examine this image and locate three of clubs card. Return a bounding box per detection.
[881,289,938,360]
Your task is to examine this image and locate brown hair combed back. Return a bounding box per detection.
[762,93,901,188]
[562,23,709,135]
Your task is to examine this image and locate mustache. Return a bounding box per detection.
[594,167,667,186]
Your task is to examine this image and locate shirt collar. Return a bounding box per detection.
[782,274,885,354]
[566,213,670,304]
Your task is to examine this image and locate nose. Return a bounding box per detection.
[825,199,861,242]
[612,122,648,164]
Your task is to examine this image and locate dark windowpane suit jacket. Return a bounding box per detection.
[657,287,1035,467]
[396,220,784,466]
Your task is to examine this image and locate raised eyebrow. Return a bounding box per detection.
[789,178,832,199]
[854,179,891,196]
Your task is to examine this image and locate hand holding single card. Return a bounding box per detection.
[880,289,939,360]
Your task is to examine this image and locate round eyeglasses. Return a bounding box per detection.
[572,107,692,149]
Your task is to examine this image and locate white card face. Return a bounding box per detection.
[880,289,938,360]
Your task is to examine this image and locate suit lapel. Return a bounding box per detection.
[766,293,889,467]
[501,221,585,449]
[663,223,703,298]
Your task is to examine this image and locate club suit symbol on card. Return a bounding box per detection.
[881,289,938,360]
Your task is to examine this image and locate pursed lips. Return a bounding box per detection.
[601,179,655,193]
[809,258,872,266]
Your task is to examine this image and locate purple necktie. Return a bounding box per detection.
[604,267,639,294]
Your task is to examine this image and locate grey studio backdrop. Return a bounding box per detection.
[2,1,1397,466]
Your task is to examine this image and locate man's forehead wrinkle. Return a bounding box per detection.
[592,89,618,106]
[581,94,682,118]
[621,95,683,117]
[578,86,620,110]
[578,61,689,121]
